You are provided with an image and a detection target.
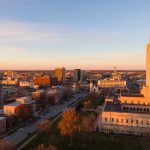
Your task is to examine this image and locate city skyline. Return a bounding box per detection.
[1,0,150,70]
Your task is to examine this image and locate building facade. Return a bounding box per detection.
[98,68,126,88]
[73,69,82,82]
[54,67,65,84]
[98,39,150,136]
[0,117,6,134]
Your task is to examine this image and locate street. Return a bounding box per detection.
[5,92,85,147]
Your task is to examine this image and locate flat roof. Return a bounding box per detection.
[5,102,20,106]
[104,101,122,112]
[103,101,150,115]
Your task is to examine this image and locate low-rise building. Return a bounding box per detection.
[3,97,36,116]
[19,81,34,88]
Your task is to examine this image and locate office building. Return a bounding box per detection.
[73,69,82,82]
[54,67,65,84]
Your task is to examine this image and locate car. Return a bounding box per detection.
[4,136,11,140]
[18,128,24,131]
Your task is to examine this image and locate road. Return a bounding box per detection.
[5,92,85,148]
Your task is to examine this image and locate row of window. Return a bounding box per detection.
[123,100,150,105]
[123,107,150,112]
[104,117,149,125]
[102,128,142,135]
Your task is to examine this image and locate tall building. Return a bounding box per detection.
[73,69,81,82]
[54,67,65,84]
[98,39,150,136]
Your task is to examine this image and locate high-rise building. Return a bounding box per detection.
[73,69,82,82]
[54,67,65,84]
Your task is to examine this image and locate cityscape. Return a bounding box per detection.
[0,0,150,150]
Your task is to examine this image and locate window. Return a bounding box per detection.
[116,118,119,122]
[138,101,140,105]
[126,119,128,123]
[140,108,142,112]
[137,108,139,111]
[136,120,139,124]
[133,108,135,111]
[121,119,123,123]
[105,117,107,122]
[131,120,133,124]
[130,107,132,111]
[141,120,143,125]
[147,121,149,125]
[112,118,114,122]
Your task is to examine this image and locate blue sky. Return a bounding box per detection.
[0,0,149,70]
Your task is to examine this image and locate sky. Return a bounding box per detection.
[0,0,150,70]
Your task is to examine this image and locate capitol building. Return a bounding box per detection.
[98,39,150,136]
[97,67,126,88]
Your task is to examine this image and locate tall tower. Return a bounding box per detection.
[141,38,150,97]
[146,38,150,86]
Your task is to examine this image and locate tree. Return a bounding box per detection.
[83,100,94,109]
[81,115,93,146]
[89,112,96,131]
[57,108,80,146]
[0,140,15,150]
[15,104,32,121]
[37,119,51,134]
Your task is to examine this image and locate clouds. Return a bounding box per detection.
[0,21,146,70]
[0,21,128,44]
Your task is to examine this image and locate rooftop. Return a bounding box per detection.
[103,101,150,115]
[5,102,21,106]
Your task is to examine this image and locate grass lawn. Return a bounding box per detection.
[25,118,150,150]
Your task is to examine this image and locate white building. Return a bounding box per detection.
[98,68,126,88]
[98,39,150,136]
[19,81,34,88]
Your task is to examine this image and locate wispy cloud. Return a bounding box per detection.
[0,21,127,44]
